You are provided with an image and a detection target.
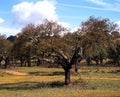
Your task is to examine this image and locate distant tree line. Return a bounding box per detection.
[0,16,120,85]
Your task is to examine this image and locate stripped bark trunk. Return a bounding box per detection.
[65,69,70,85]
[75,63,78,73]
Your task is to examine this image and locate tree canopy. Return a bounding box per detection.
[0,16,120,85]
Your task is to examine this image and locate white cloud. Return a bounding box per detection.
[0,18,4,24]
[85,0,110,6]
[12,0,58,25]
[58,21,70,28]
[85,0,120,12]
[116,21,120,27]
[58,2,120,12]
[0,26,21,36]
[70,26,79,32]
[11,0,70,32]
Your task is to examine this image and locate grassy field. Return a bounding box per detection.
[0,66,120,97]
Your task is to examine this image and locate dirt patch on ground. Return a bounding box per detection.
[0,69,30,76]
[0,70,120,81]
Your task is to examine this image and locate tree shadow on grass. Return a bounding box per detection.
[29,71,64,76]
[109,69,120,73]
[0,81,64,91]
[28,71,47,76]
[47,71,64,76]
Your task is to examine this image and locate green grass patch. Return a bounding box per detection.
[0,66,120,97]
[86,80,120,90]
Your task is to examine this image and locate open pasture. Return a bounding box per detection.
[0,66,120,97]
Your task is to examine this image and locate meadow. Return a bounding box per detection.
[0,66,120,97]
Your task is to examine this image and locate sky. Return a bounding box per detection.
[0,0,120,37]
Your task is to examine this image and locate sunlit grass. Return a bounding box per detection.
[0,89,120,97]
[0,66,120,97]
[14,67,64,73]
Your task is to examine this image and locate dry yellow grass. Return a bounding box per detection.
[0,89,120,97]
[0,66,120,97]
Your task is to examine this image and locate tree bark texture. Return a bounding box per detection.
[65,69,70,85]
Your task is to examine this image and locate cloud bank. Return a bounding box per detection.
[59,0,120,12]
[116,21,120,27]
[85,0,120,12]
[0,26,21,36]
[0,18,4,24]
[85,0,110,6]
[12,0,58,25]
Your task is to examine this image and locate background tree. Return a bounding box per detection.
[3,17,119,85]
[7,35,17,42]
[108,39,120,66]
[79,16,118,65]
[0,34,13,68]
[92,49,107,65]
[13,24,36,67]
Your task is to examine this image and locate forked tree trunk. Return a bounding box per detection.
[65,69,70,85]
[75,63,78,73]
[74,55,82,73]
[55,47,81,85]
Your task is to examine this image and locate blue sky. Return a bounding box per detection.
[0,0,120,37]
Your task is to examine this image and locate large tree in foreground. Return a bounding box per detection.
[12,17,119,85]
[12,20,82,85]
[34,20,82,85]
[52,32,83,85]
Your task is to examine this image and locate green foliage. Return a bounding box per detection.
[1,16,120,67]
[0,34,13,57]
[80,16,116,57]
[108,40,120,66]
